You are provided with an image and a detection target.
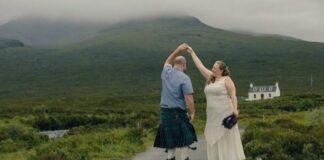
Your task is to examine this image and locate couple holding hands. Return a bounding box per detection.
[154,43,245,160]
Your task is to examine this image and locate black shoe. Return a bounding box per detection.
[184,157,189,160]
[188,145,197,150]
[167,157,175,160]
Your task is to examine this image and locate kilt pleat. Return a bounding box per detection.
[154,108,197,149]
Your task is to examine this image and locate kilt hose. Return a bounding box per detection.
[154,107,197,149]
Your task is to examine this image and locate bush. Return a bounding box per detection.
[303,143,319,160]
[278,105,297,112]
[29,147,90,160]
[28,127,147,160]
[300,99,315,111]
[0,139,21,153]
[243,118,324,160]
[34,114,110,130]
[29,135,90,160]
[263,105,272,109]
[0,123,48,153]
[33,112,156,131]
[125,128,144,144]
[306,107,324,126]
[274,118,308,133]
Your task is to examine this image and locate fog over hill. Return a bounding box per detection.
[0,18,111,46]
[1,0,323,42]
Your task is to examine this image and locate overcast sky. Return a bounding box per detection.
[0,0,323,42]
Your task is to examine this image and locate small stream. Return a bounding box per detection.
[39,129,69,139]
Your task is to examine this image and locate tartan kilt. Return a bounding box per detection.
[154,108,197,149]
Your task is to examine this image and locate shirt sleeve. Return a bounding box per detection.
[161,64,172,79]
[182,77,194,95]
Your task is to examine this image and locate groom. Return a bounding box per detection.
[154,43,197,160]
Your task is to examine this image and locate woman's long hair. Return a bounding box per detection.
[206,61,230,85]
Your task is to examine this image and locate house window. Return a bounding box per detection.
[254,94,256,98]
[269,93,272,98]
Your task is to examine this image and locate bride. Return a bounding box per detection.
[186,45,246,160]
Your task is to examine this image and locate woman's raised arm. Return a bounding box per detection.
[187,46,213,79]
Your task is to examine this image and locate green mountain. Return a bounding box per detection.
[0,38,24,49]
[0,18,110,46]
[0,16,323,99]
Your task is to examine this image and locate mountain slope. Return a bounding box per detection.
[0,17,323,99]
[0,38,24,49]
[0,18,110,46]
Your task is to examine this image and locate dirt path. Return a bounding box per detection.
[132,128,245,160]
[132,135,207,160]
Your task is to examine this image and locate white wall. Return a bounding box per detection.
[247,92,279,101]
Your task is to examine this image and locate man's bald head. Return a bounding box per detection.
[174,56,187,65]
[173,56,188,73]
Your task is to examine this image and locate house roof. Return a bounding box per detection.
[249,85,277,93]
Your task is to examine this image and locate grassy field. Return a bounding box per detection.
[0,93,323,160]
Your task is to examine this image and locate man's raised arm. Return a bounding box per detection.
[164,43,188,65]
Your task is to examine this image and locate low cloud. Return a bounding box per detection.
[0,0,323,42]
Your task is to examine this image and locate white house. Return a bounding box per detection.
[247,82,280,101]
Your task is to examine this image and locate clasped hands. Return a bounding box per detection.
[176,43,194,54]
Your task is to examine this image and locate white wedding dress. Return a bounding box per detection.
[204,77,246,160]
